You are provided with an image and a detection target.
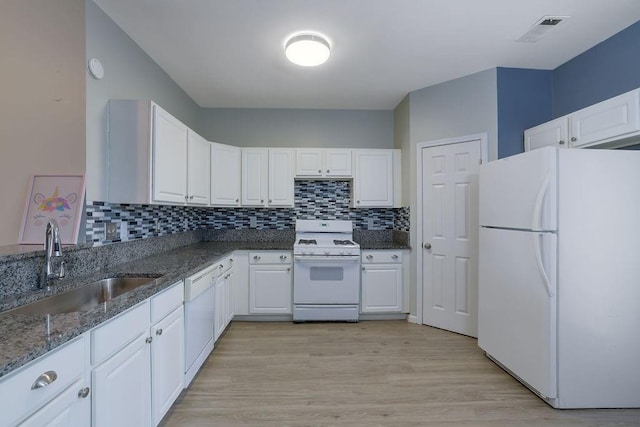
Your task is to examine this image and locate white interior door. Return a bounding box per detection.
[421,140,480,337]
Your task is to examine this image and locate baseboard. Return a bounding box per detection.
[407,315,418,324]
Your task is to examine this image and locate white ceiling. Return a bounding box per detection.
[92,0,640,110]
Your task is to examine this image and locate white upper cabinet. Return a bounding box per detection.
[241,148,269,206]
[153,106,188,204]
[569,89,640,148]
[353,149,394,208]
[525,89,640,151]
[242,148,294,207]
[108,100,209,205]
[186,130,210,205]
[295,148,352,178]
[210,142,241,207]
[524,117,569,151]
[268,148,295,206]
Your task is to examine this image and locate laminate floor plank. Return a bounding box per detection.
[161,321,640,426]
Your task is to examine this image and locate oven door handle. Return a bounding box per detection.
[294,255,361,262]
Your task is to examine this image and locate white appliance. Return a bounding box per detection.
[183,265,217,386]
[478,146,640,409]
[293,220,361,322]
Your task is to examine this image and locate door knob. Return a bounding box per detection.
[423,243,432,250]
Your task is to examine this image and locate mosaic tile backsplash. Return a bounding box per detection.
[86,180,409,245]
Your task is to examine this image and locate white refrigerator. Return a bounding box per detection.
[478,146,640,409]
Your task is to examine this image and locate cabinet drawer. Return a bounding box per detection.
[249,251,292,264]
[213,256,233,274]
[361,250,403,264]
[91,301,150,366]
[0,336,85,426]
[151,281,184,324]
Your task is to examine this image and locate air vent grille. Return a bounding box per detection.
[516,15,570,42]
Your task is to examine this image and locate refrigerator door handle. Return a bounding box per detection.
[534,233,554,297]
[532,170,551,231]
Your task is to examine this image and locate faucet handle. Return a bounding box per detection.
[58,261,65,279]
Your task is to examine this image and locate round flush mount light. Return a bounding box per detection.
[285,33,331,67]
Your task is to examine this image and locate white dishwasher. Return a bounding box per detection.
[184,264,217,387]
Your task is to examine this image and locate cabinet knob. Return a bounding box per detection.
[391,254,399,260]
[269,199,272,203]
[146,336,153,344]
[318,169,322,173]
[254,255,261,260]
[78,387,90,399]
[366,255,373,260]
[326,169,330,173]
[219,264,224,269]
[424,243,432,250]
[31,371,57,390]
[558,140,565,145]
[260,199,264,203]
[156,328,163,336]
[235,199,239,203]
[362,266,366,271]
[571,137,577,142]
[189,195,194,200]
[286,267,291,272]
[357,200,360,204]
[184,195,189,201]
[280,255,287,260]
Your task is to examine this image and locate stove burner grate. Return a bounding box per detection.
[333,239,355,246]
[298,239,317,245]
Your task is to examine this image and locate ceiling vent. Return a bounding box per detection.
[516,15,570,42]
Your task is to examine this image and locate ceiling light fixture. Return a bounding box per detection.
[285,33,331,67]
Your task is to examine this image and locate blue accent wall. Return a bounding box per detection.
[497,68,552,158]
[552,21,640,118]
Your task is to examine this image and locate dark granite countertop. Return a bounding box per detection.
[0,237,407,378]
[0,240,292,378]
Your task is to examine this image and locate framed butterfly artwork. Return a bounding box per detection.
[19,174,86,245]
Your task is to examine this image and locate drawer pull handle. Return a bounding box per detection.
[254,256,261,260]
[391,255,399,260]
[31,371,57,390]
[156,328,163,336]
[219,264,224,269]
[78,387,90,399]
[146,336,153,344]
[366,255,373,260]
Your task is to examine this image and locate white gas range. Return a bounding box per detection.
[293,220,361,322]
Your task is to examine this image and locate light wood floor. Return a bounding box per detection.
[161,321,640,426]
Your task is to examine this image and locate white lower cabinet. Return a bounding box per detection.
[249,251,292,314]
[151,306,184,425]
[0,336,89,427]
[360,250,404,313]
[214,256,234,341]
[92,332,152,427]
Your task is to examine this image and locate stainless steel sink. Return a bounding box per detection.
[5,277,157,316]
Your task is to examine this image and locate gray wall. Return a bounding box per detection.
[199,108,393,149]
[0,0,86,246]
[399,68,498,317]
[85,0,201,201]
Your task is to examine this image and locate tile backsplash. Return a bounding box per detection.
[87,180,409,245]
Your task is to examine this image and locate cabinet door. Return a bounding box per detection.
[295,148,323,177]
[18,379,90,427]
[225,271,235,324]
[361,264,403,313]
[151,307,184,426]
[187,130,210,205]
[241,148,268,206]
[570,90,640,148]
[211,143,241,206]
[325,149,352,177]
[524,117,569,151]
[214,276,227,341]
[268,148,295,207]
[249,265,292,314]
[152,105,188,204]
[353,150,393,207]
[92,333,152,427]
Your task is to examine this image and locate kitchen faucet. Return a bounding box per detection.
[39,219,65,289]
